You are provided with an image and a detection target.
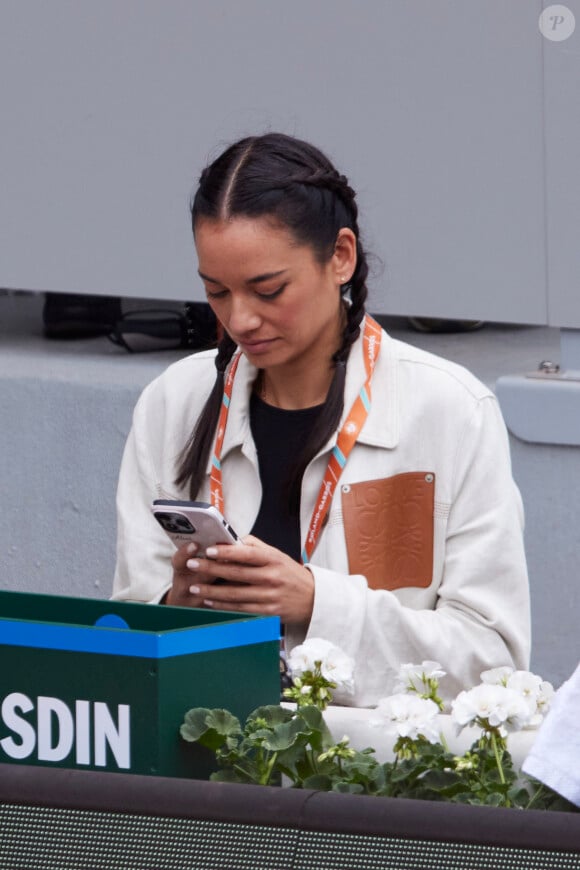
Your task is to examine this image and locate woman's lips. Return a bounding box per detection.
[238,338,277,355]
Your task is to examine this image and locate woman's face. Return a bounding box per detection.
[195,217,355,374]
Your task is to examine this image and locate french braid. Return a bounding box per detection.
[175,332,236,497]
[284,170,368,512]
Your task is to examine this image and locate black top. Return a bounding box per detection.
[249,392,324,562]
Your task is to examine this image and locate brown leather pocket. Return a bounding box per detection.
[341,472,435,590]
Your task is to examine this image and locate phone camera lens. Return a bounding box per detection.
[157,512,195,534]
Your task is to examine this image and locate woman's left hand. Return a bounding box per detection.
[185,535,315,624]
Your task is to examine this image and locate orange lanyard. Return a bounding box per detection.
[210,315,383,563]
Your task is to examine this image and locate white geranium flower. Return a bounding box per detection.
[394,661,446,694]
[506,670,543,704]
[288,638,355,694]
[505,670,554,728]
[288,638,333,674]
[371,693,440,743]
[480,666,514,686]
[536,680,555,714]
[499,688,535,734]
[451,683,532,736]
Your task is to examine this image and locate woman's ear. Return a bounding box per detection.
[332,228,358,284]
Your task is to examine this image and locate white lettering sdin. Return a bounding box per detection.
[0,693,131,770]
[0,692,35,760]
[94,701,131,769]
[37,696,74,761]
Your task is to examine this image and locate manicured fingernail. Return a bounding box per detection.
[203,599,214,608]
[187,543,198,554]
[186,559,199,570]
[205,547,218,558]
[189,585,200,595]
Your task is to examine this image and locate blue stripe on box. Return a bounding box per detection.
[0,615,280,659]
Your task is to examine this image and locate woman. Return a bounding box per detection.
[113,132,530,706]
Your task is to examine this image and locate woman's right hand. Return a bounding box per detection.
[165,543,213,607]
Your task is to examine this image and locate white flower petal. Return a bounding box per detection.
[451,683,533,733]
[373,693,440,742]
[288,639,355,694]
[394,661,445,694]
[480,666,514,685]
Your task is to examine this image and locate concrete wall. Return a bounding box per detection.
[508,439,580,684]
[1,293,172,599]
[2,375,133,600]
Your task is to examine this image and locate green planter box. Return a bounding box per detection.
[0,591,280,779]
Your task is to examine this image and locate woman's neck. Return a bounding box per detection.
[256,363,334,410]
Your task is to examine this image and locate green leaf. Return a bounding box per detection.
[180,707,212,741]
[389,761,421,784]
[180,707,241,751]
[483,792,505,807]
[205,708,243,736]
[244,728,277,746]
[294,706,334,751]
[302,774,334,791]
[296,705,332,734]
[448,791,479,805]
[274,738,313,780]
[247,705,294,727]
[508,785,533,809]
[261,717,313,752]
[419,769,462,791]
[332,781,365,794]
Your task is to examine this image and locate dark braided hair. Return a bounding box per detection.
[175,133,369,511]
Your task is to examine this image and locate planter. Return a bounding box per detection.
[0,590,280,778]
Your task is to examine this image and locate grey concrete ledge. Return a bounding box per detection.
[496,374,580,447]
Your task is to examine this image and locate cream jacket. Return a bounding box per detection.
[113,323,530,706]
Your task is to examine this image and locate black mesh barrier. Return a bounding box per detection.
[1,804,580,870]
[0,806,299,870]
[295,831,580,870]
[0,764,579,870]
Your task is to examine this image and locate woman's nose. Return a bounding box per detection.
[227,294,262,334]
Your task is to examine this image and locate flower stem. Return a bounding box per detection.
[489,731,511,808]
[233,762,251,782]
[490,732,505,785]
[261,752,278,785]
[309,748,319,776]
[525,783,545,810]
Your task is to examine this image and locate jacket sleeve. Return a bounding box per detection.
[111,382,175,604]
[288,395,531,707]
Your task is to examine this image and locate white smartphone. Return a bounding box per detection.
[151,499,240,555]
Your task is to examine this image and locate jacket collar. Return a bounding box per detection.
[212,316,400,468]
[342,319,399,450]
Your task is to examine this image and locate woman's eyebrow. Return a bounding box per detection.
[246,269,288,286]
[198,269,288,286]
[198,270,220,285]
